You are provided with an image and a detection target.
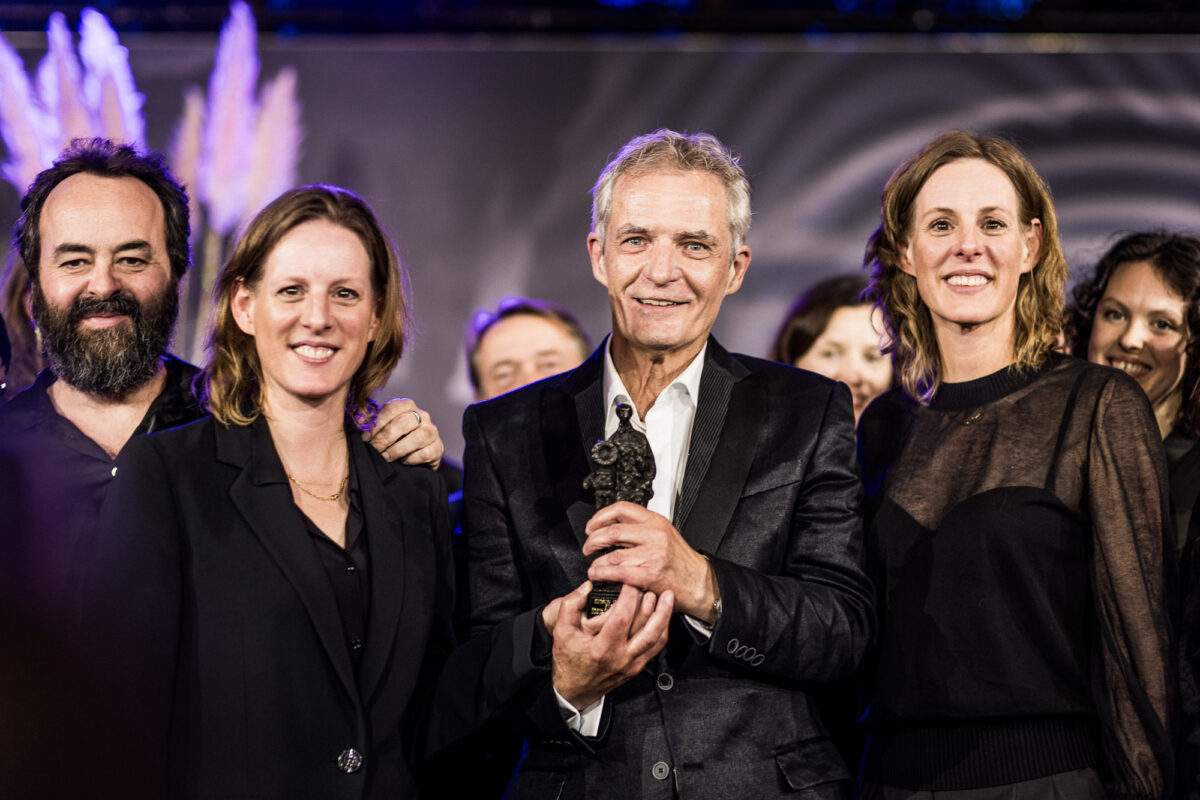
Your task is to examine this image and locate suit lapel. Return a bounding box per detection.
[354,439,408,704]
[674,340,762,555]
[543,346,606,548]
[217,421,360,706]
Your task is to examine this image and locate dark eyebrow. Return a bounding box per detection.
[113,240,153,253]
[51,243,95,259]
[676,230,716,243]
[615,224,650,237]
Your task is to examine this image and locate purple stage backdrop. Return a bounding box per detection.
[4,33,1200,457]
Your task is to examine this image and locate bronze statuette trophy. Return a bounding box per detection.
[582,402,656,618]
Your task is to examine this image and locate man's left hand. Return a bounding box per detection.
[364,398,444,468]
[583,501,719,623]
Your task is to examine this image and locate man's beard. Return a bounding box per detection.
[32,280,179,399]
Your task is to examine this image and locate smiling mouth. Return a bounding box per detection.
[945,275,990,287]
[1108,357,1149,378]
[637,298,682,307]
[293,344,337,361]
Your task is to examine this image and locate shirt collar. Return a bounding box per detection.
[602,335,707,425]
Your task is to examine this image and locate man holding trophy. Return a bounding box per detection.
[449,130,874,799]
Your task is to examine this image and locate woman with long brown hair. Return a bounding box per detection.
[855,132,1175,798]
[85,184,453,799]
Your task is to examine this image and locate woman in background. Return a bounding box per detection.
[856,131,1174,798]
[1066,231,1200,551]
[86,185,453,799]
[770,274,892,424]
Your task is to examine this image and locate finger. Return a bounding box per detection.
[379,420,444,467]
[541,597,563,631]
[581,523,633,556]
[556,581,591,633]
[628,590,657,637]
[626,589,674,657]
[365,399,421,447]
[592,584,642,646]
[585,501,652,534]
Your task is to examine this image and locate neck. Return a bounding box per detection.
[48,363,168,458]
[262,390,349,465]
[610,333,703,418]
[934,315,1016,384]
[1155,390,1183,440]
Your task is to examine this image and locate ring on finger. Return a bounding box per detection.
[409,409,422,426]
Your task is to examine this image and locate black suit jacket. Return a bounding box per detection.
[452,337,874,800]
[83,415,454,800]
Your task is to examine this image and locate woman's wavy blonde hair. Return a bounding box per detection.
[200,184,411,428]
[865,131,1066,403]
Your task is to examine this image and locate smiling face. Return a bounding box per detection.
[587,169,750,366]
[795,304,892,422]
[33,172,177,397]
[232,218,379,412]
[473,313,587,401]
[1088,259,1189,432]
[900,158,1041,348]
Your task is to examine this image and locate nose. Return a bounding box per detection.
[1118,319,1146,352]
[957,226,982,260]
[643,243,677,285]
[302,293,331,330]
[837,358,865,390]
[85,261,120,297]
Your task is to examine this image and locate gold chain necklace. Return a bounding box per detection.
[286,469,349,502]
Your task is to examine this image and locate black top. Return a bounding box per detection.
[1166,426,1200,553]
[0,355,204,615]
[857,354,1175,797]
[250,418,371,672]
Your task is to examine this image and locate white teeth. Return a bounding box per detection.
[946,274,988,287]
[1110,360,1147,375]
[295,345,334,359]
[640,299,678,306]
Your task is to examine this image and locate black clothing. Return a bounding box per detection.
[1167,427,1200,553]
[82,414,453,799]
[0,355,203,612]
[435,339,874,800]
[857,355,1175,798]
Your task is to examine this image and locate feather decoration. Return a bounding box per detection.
[198,0,259,235]
[36,12,94,152]
[79,7,146,150]
[0,33,55,194]
[239,67,302,229]
[168,85,206,242]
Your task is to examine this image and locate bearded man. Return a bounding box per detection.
[0,138,444,624]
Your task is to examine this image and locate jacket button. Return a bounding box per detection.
[337,748,364,773]
[651,761,670,781]
[726,638,740,655]
[656,672,674,691]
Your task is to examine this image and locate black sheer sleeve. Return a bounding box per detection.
[1087,373,1177,799]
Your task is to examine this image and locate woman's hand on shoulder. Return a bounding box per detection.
[365,397,444,469]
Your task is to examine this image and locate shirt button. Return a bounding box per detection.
[110,467,118,477]
[345,565,357,575]
[350,638,363,651]
[651,761,670,781]
[656,672,674,691]
[337,748,363,773]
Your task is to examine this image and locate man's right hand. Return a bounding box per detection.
[548,581,673,711]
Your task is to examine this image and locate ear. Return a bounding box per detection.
[231,279,256,336]
[588,232,608,288]
[723,245,752,297]
[898,238,917,277]
[368,302,381,343]
[1021,219,1043,275]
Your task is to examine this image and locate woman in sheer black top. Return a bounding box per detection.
[854,132,1175,799]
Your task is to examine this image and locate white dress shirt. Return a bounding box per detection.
[555,339,707,736]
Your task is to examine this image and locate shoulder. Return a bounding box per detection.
[1037,354,1150,409]
[0,371,55,431]
[723,350,841,404]
[123,414,221,472]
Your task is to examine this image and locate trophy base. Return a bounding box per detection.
[586,581,622,618]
